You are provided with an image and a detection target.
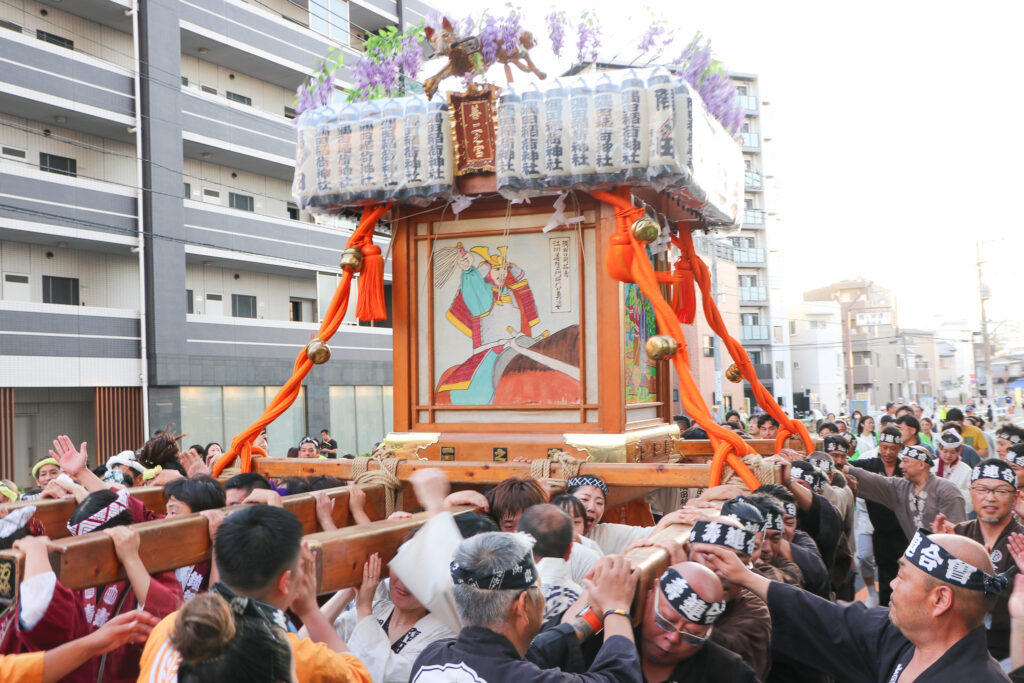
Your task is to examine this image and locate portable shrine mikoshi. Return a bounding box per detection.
[210,41,814,499]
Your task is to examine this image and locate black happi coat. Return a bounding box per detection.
[766,582,1008,682]
[411,625,642,683]
[643,640,757,683]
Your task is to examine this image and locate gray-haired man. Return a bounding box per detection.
[411,532,641,683]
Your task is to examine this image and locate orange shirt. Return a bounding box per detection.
[137,611,372,683]
[0,651,44,683]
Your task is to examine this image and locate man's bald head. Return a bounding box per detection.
[669,561,724,604]
[926,534,997,628]
[518,504,573,561]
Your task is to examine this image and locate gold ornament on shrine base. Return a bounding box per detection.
[305,339,331,365]
[645,335,678,361]
[340,247,363,272]
[630,216,661,243]
[725,363,743,383]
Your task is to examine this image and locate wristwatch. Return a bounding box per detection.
[576,605,603,633]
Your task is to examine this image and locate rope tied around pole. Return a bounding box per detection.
[351,450,405,517]
[528,450,588,494]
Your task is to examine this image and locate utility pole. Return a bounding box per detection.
[711,247,724,422]
[977,241,995,402]
[835,281,871,413]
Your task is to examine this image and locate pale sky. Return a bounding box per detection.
[432,0,1024,336]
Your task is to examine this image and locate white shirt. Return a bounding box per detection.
[568,541,599,585]
[335,600,456,683]
[536,557,582,623]
[388,512,463,634]
[588,522,654,555]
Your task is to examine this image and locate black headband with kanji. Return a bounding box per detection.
[904,530,1008,596]
[971,461,1017,488]
[451,550,538,591]
[659,567,725,625]
[689,520,756,556]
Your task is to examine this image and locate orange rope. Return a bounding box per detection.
[674,229,815,455]
[212,203,392,476]
[590,189,760,490]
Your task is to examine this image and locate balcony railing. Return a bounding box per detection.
[741,324,769,341]
[738,95,759,114]
[693,236,733,261]
[754,363,772,380]
[741,132,760,148]
[744,169,763,191]
[739,286,767,303]
[744,209,765,225]
[733,247,765,264]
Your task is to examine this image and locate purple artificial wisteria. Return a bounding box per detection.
[545,11,566,58]
[575,9,601,64]
[670,33,745,135]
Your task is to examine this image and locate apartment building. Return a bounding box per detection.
[0,0,435,479]
[802,280,942,412]
[686,73,793,417]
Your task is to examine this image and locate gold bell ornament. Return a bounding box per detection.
[725,363,743,383]
[339,247,363,273]
[645,335,678,361]
[630,216,661,243]
[305,338,331,364]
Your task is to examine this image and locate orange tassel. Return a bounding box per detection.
[671,262,696,324]
[605,232,635,283]
[356,243,387,321]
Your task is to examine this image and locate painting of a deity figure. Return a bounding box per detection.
[432,234,581,406]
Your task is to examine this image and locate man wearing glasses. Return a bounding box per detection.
[638,562,756,682]
[932,458,1023,662]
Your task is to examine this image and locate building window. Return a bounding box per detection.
[184,183,191,199]
[741,313,759,326]
[231,294,257,318]
[181,76,189,86]
[229,192,254,212]
[201,85,217,95]
[310,0,350,44]
[775,361,785,379]
[0,18,21,33]
[739,274,757,287]
[39,152,76,177]
[36,29,73,50]
[2,145,26,159]
[186,289,194,314]
[226,91,252,106]
[287,203,300,220]
[737,85,748,96]
[42,275,79,305]
[749,351,762,364]
[290,299,303,322]
[203,188,221,201]
[792,361,800,370]
[284,106,298,119]
[702,335,714,357]
[773,326,782,343]
[180,385,307,456]
[789,321,796,335]
[329,385,394,456]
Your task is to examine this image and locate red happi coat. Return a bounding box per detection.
[17,490,182,682]
[20,571,182,683]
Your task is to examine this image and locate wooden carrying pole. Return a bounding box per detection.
[0,485,388,602]
[1,487,167,539]
[254,457,712,488]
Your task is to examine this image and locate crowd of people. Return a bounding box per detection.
[1,408,1024,681]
